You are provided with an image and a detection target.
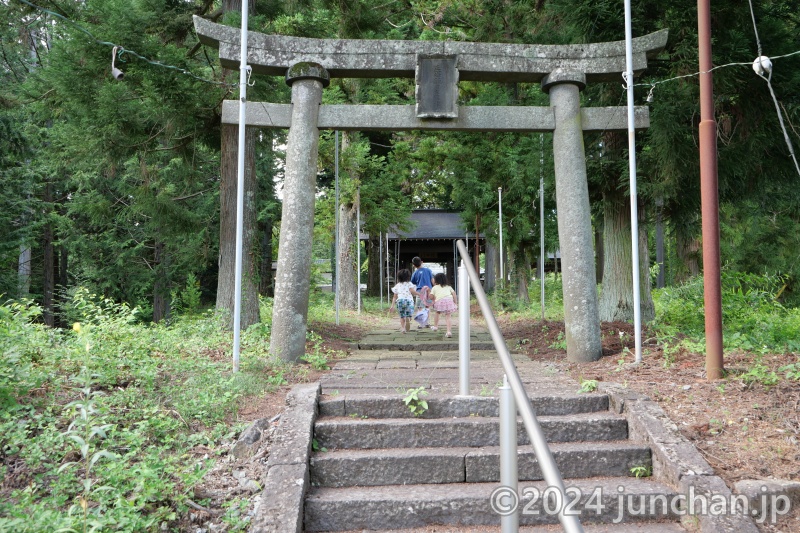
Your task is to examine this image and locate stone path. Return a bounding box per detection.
[323,326,595,398]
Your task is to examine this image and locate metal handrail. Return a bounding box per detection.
[455,239,584,533]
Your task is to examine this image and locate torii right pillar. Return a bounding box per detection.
[542,69,603,362]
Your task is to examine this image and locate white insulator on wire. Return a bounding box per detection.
[752,56,772,76]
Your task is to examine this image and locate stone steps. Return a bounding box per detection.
[313,412,629,450]
[302,357,690,531]
[304,478,681,531]
[310,441,652,487]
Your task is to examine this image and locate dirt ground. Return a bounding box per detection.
[184,318,372,531]
[498,316,800,533]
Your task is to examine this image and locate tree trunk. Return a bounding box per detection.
[18,245,31,298]
[598,190,655,322]
[655,197,665,288]
[259,218,274,297]
[595,224,604,284]
[337,132,359,310]
[216,123,260,328]
[638,206,655,321]
[43,183,54,327]
[366,237,381,297]
[338,201,359,309]
[514,250,530,304]
[153,240,170,323]
[216,0,259,328]
[474,214,481,273]
[484,241,496,292]
[675,231,700,284]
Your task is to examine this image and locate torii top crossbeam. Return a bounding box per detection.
[194,16,666,83]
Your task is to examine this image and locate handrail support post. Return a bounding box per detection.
[500,374,519,532]
[458,260,471,396]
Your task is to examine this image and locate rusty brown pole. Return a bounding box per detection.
[698,0,724,380]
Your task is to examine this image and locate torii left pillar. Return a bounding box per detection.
[270,63,329,362]
[542,69,602,362]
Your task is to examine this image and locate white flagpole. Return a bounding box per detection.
[624,0,643,363]
[232,0,250,372]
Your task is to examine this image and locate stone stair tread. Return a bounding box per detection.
[317,410,624,423]
[305,477,682,531]
[307,476,678,498]
[314,412,629,449]
[312,440,648,459]
[310,441,651,487]
[328,523,687,532]
[318,393,609,418]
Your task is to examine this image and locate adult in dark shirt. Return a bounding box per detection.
[410,256,433,327]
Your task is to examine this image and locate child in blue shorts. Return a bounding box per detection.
[390,269,419,333]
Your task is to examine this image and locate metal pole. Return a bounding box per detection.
[455,240,583,533]
[386,232,390,300]
[232,0,249,373]
[357,186,361,315]
[335,131,340,325]
[500,374,519,533]
[698,0,724,379]
[379,231,383,309]
[624,0,643,364]
[458,260,471,396]
[498,187,504,286]
[540,134,546,321]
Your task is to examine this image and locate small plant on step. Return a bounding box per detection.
[577,377,598,393]
[630,465,652,478]
[403,386,429,417]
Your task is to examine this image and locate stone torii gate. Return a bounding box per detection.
[194,16,667,364]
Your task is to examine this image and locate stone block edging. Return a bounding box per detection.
[250,382,320,533]
[599,383,759,532]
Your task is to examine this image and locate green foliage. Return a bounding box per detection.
[652,271,800,354]
[0,291,282,530]
[171,272,203,316]
[402,386,429,417]
[577,378,599,393]
[301,331,333,370]
[630,465,653,479]
[549,331,567,351]
[0,299,48,408]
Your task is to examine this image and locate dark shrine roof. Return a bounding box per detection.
[387,210,474,240]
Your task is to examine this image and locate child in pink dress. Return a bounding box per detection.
[429,273,458,337]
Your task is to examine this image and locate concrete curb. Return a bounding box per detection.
[250,382,320,533]
[599,382,760,532]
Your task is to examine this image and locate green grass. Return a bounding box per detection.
[0,289,293,532]
[651,270,800,354]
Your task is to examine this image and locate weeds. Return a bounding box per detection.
[403,386,429,417]
[0,290,284,531]
[577,378,598,393]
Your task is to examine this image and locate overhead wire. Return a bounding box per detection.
[631,4,800,177]
[747,0,800,177]
[14,0,235,88]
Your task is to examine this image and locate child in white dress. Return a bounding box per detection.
[429,273,458,337]
[390,269,419,333]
